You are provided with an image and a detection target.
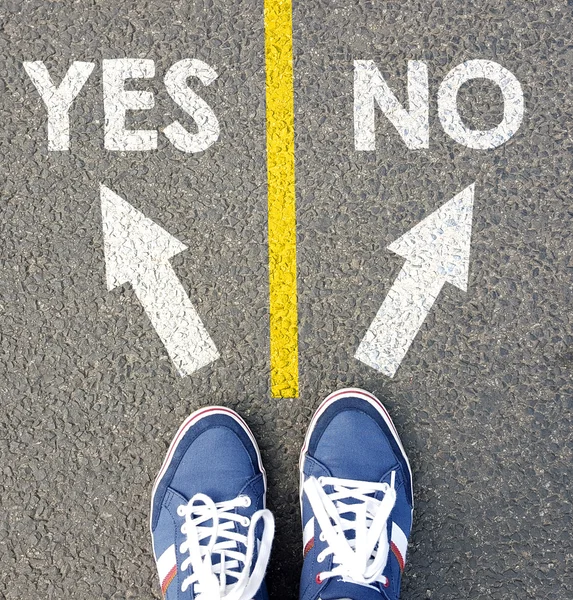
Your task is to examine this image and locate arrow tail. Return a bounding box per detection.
[131,262,220,376]
[355,263,444,377]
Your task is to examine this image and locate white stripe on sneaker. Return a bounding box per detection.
[303,517,315,556]
[390,522,408,571]
[157,544,177,594]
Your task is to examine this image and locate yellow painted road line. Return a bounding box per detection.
[264,0,299,398]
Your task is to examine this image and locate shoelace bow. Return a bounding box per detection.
[177,493,274,600]
[303,472,397,588]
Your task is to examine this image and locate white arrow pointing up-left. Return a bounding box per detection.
[101,184,220,376]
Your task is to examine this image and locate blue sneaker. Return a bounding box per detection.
[150,407,274,600]
[299,388,413,600]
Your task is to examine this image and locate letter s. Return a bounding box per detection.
[163,59,220,153]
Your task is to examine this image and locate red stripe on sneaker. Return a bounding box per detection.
[303,536,314,558]
[391,541,405,571]
[161,565,177,595]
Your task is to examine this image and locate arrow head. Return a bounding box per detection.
[101,184,188,290]
[388,184,475,291]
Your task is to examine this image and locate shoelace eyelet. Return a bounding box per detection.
[241,495,252,507]
[316,573,323,584]
[384,578,390,588]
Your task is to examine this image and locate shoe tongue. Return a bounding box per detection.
[321,578,387,600]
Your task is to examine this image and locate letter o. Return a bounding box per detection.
[438,59,524,149]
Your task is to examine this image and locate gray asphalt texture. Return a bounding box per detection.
[1,1,572,599]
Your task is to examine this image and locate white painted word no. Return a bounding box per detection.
[354,59,524,150]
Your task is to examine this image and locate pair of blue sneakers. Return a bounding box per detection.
[151,388,413,600]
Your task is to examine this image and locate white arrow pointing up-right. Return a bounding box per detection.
[355,183,475,377]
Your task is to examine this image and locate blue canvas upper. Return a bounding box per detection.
[151,410,269,600]
[300,390,414,600]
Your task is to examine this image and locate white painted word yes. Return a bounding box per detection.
[23,59,220,153]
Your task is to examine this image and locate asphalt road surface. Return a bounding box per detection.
[1,1,572,599]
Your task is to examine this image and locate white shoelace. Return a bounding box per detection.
[177,493,274,600]
[303,472,397,588]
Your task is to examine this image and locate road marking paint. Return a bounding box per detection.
[354,59,524,151]
[23,61,95,151]
[264,0,299,398]
[355,184,475,377]
[438,60,524,150]
[101,185,220,376]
